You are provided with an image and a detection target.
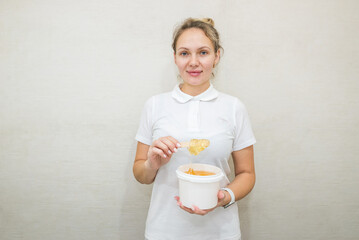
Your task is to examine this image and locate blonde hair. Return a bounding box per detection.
[172,18,223,54]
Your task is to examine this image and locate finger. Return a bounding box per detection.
[166,136,181,149]
[215,190,226,207]
[154,140,173,156]
[151,147,168,159]
[174,197,195,214]
[192,205,211,216]
[161,137,178,154]
[218,190,225,200]
[180,204,195,214]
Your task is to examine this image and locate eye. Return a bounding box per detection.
[179,52,188,56]
[200,51,208,55]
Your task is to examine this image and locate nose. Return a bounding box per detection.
[189,55,199,67]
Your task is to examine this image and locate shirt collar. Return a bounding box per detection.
[171,83,219,103]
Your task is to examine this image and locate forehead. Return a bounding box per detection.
[176,28,214,50]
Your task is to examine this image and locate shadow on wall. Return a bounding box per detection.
[118,63,177,238]
[228,154,253,240]
[119,140,152,239]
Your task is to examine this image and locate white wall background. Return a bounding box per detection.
[1,0,358,239]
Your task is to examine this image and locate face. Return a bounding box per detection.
[174,28,220,88]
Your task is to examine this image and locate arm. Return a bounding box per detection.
[133,137,180,184]
[223,145,255,203]
[133,142,157,184]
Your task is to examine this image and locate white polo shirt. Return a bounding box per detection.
[136,83,256,240]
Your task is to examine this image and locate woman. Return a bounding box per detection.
[133,18,256,240]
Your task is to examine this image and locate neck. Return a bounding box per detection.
[180,82,211,96]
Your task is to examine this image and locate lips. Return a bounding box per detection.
[187,70,202,77]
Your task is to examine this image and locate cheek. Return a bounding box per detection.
[175,60,187,70]
[202,60,215,71]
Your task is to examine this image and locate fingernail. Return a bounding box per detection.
[176,202,181,206]
[164,154,167,158]
[177,143,181,147]
[173,148,178,153]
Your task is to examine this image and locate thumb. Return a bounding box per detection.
[218,190,225,200]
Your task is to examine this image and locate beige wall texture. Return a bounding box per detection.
[1,0,358,239]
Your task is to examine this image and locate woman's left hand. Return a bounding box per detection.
[174,190,229,216]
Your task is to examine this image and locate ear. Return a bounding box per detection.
[214,49,220,66]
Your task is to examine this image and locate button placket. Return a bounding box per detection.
[188,100,200,131]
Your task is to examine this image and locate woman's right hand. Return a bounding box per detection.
[146,136,180,171]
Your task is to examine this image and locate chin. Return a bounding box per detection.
[184,78,209,86]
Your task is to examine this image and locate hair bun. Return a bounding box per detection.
[201,18,215,27]
[192,18,215,27]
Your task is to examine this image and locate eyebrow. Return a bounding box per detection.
[177,46,212,51]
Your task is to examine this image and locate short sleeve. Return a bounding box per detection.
[135,97,154,146]
[232,98,256,152]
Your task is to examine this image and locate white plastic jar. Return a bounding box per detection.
[176,163,224,209]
